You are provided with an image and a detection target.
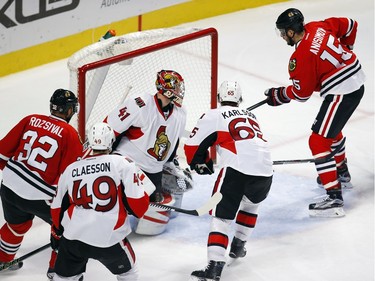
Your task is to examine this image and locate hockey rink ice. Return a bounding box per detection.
[0,0,373,280]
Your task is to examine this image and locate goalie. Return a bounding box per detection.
[104,69,193,235]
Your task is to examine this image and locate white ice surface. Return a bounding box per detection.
[0,0,373,280]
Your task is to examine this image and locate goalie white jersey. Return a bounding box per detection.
[185,106,273,176]
[104,94,187,173]
[51,154,155,248]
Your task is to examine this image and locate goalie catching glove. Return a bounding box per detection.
[163,159,193,190]
[264,87,290,106]
[193,159,214,175]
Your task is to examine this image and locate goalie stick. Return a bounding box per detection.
[149,192,222,216]
[0,243,50,272]
[273,137,346,165]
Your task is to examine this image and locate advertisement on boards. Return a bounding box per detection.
[0,0,188,55]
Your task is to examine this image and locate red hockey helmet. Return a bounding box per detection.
[155,70,185,107]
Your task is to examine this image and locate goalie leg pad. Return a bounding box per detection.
[134,193,175,236]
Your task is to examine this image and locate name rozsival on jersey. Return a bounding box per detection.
[29,116,64,137]
[221,109,256,119]
[72,162,111,177]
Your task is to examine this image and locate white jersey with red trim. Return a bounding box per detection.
[51,154,155,248]
[0,114,83,200]
[104,94,187,173]
[184,106,273,176]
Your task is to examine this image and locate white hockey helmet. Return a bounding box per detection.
[218,81,243,106]
[88,122,116,151]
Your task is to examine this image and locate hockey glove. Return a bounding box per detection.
[50,225,62,251]
[194,159,214,175]
[264,87,290,106]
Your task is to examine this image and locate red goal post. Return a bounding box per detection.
[68,27,218,161]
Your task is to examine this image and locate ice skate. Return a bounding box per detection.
[47,267,54,280]
[227,237,247,266]
[0,261,23,272]
[337,162,353,189]
[190,260,225,281]
[309,190,345,218]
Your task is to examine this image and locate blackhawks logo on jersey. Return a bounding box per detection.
[147,125,171,161]
[289,58,297,72]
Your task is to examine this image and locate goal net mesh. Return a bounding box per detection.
[68,27,218,148]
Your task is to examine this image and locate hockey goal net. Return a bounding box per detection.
[68,27,218,157]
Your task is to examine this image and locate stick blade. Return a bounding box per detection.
[195,192,222,216]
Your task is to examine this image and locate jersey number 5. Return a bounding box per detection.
[320,35,352,68]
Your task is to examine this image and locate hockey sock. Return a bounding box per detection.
[332,132,346,167]
[0,220,32,262]
[207,217,230,261]
[49,249,58,269]
[309,133,340,189]
[234,197,259,241]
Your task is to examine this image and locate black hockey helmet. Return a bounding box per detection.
[50,89,79,115]
[276,8,304,33]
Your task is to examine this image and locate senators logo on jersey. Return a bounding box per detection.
[147,125,171,161]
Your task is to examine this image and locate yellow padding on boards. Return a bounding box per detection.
[0,0,288,77]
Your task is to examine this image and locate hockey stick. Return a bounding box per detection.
[0,243,50,272]
[273,137,346,165]
[150,192,222,216]
[246,99,268,111]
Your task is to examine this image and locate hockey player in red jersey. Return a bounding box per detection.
[264,8,365,217]
[185,81,273,281]
[50,122,155,281]
[0,89,83,274]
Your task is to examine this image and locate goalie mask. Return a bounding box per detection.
[88,122,116,152]
[155,70,185,107]
[217,81,243,106]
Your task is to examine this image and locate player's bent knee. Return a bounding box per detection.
[7,220,33,235]
[308,132,333,156]
[117,265,139,281]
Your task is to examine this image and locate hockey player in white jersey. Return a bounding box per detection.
[50,122,155,281]
[184,81,273,281]
[104,69,191,235]
[104,70,187,202]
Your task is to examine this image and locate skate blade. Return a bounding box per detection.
[226,257,236,266]
[189,276,212,281]
[309,207,345,218]
[340,181,353,190]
